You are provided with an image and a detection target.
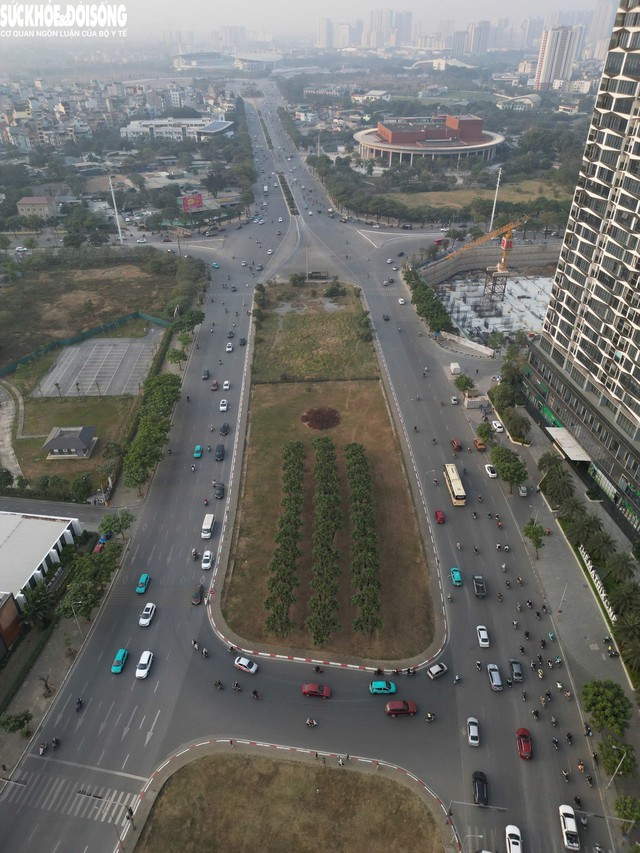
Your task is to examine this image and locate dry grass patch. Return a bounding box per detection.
[224,380,433,660]
[391,180,573,211]
[135,755,444,853]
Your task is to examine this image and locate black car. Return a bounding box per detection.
[227,330,235,339]
[231,285,237,292]
[215,444,225,461]
[383,315,390,321]
[191,583,204,606]
[239,337,247,346]
[397,251,405,256]
[472,771,488,806]
[219,422,230,436]
[214,482,225,500]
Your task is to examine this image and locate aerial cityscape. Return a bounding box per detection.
[0,1,638,852]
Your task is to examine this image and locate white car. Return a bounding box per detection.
[135,650,154,679]
[398,298,406,305]
[223,380,230,390]
[476,625,490,648]
[386,258,392,263]
[219,399,228,412]
[426,662,448,680]
[308,211,313,215]
[225,342,233,352]
[241,260,247,266]
[267,249,273,255]
[505,825,523,853]
[392,265,399,271]
[136,238,146,244]
[492,420,504,433]
[201,550,212,570]
[234,655,258,675]
[450,396,459,405]
[485,464,498,479]
[467,716,480,747]
[278,217,283,222]
[138,602,156,627]
[559,805,580,850]
[15,246,27,253]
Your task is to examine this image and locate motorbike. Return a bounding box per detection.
[51,737,60,749]
[232,682,242,692]
[214,680,224,690]
[313,666,324,673]
[425,713,436,723]
[75,698,83,712]
[39,742,48,756]
[203,498,208,506]
[305,719,318,728]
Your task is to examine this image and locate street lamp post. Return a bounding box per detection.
[607,744,627,789]
[69,600,84,637]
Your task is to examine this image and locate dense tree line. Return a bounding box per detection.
[264,441,305,637]
[306,437,343,645]
[345,443,383,634]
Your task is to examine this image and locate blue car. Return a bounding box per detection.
[193,444,203,458]
[369,681,397,695]
[111,648,128,674]
[211,262,220,269]
[450,567,463,587]
[136,573,150,594]
[98,532,113,544]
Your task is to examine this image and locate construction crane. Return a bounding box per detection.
[442,215,529,266]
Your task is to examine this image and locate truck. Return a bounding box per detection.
[450,362,461,375]
[201,513,215,539]
[263,185,269,196]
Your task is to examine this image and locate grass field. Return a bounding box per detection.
[134,755,444,853]
[223,286,433,660]
[253,283,379,383]
[0,262,176,368]
[391,179,573,211]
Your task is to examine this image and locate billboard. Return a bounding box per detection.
[181,193,203,212]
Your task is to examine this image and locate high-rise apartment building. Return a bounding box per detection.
[466,20,490,56]
[534,25,582,90]
[525,2,640,532]
[588,0,618,59]
[316,18,332,49]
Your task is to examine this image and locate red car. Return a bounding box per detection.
[301,683,332,699]
[434,510,445,524]
[385,700,417,717]
[516,728,532,759]
[450,438,462,452]
[210,380,219,391]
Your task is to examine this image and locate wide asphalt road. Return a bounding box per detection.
[0,95,611,853]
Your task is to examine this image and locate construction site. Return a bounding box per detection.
[419,219,562,344]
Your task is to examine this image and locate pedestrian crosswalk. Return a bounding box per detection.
[0,770,139,824]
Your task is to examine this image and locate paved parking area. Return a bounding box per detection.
[35,327,162,397]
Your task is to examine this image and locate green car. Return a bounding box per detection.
[111,648,129,673]
[369,681,397,695]
[193,444,203,458]
[450,567,463,587]
[211,262,220,269]
[136,573,150,594]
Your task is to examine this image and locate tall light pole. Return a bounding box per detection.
[108,175,124,245]
[69,600,84,637]
[607,744,627,789]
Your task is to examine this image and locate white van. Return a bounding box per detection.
[201,513,214,539]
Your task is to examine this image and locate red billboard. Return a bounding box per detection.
[181,193,203,212]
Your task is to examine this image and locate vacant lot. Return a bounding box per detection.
[391,179,573,211]
[224,286,433,660]
[253,283,378,383]
[135,755,444,853]
[0,262,175,367]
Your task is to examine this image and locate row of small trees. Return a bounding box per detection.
[264,441,305,637]
[306,437,343,646]
[122,374,182,493]
[345,443,383,635]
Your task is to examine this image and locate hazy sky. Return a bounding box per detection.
[122,0,599,38]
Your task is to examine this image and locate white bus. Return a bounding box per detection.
[201,513,214,539]
[443,463,466,507]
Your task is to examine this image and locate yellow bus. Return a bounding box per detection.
[443,463,466,506]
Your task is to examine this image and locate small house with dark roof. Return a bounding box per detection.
[42,426,96,458]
